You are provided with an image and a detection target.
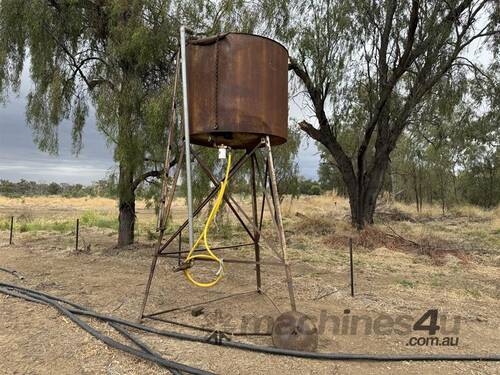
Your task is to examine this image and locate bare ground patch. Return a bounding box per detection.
[0,195,499,374]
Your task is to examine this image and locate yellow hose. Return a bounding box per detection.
[183,152,232,288]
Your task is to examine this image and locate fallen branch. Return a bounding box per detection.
[383,224,420,247]
[313,288,338,301]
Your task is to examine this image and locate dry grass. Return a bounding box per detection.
[1,194,498,251]
[1,193,500,374]
[283,194,499,268]
[391,200,498,222]
[0,196,158,235]
[0,195,120,210]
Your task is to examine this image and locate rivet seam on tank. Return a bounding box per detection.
[213,38,219,130]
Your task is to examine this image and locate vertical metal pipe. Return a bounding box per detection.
[9,216,14,245]
[180,25,194,250]
[75,218,80,252]
[349,238,355,297]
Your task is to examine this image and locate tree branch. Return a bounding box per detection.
[299,120,356,192]
[298,120,323,142]
[131,158,178,191]
[132,170,163,191]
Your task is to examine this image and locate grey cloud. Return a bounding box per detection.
[1,66,319,184]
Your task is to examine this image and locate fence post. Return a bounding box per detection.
[9,216,14,245]
[349,238,355,297]
[75,218,79,252]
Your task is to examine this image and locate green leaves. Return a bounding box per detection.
[71,96,88,155]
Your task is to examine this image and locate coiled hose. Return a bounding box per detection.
[183,152,232,288]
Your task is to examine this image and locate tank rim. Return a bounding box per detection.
[191,32,289,54]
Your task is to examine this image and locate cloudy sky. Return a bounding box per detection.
[0,68,320,185]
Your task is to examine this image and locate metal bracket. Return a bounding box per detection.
[205,330,231,344]
[172,261,192,272]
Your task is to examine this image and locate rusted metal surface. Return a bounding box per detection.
[160,242,255,256]
[139,52,183,321]
[163,255,284,266]
[191,148,256,242]
[139,139,298,324]
[137,144,184,321]
[187,33,288,149]
[265,136,296,312]
[272,311,318,352]
[157,144,260,254]
[251,155,262,291]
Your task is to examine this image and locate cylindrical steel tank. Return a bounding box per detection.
[186,33,288,149]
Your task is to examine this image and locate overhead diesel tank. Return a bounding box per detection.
[186,33,288,149]
[139,29,318,353]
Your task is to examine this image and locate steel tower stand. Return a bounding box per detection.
[137,137,296,324]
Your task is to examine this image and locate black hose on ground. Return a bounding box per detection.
[0,282,182,375]
[1,282,500,363]
[0,284,213,375]
[109,322,182,375]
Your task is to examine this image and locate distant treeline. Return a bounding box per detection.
[0,176,323,199]
[0,179,116,198]
[318,143,500,210]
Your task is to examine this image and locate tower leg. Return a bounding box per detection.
[137,146,184,321]
[265,136,297,311]
[251,154,262,292]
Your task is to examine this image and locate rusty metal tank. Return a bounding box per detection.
[186,33,288,149]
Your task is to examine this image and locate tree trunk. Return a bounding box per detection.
[412,170,419,212]
[439,173,446,215]
[384,162,394,194]
[488,163,494,207]
[347,169,385,230]
[118,162,136,246]
[418,180,423,212]
[348,185,378,229]
[349,145,392,229]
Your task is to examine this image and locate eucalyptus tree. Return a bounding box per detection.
[0,0,257,246]
[391,46,500,210]
[0,0,180,245]
[263,0,499,228]
[459,147,499,207]
[389,78,468,211]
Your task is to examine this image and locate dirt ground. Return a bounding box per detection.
[0,195,499,374]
